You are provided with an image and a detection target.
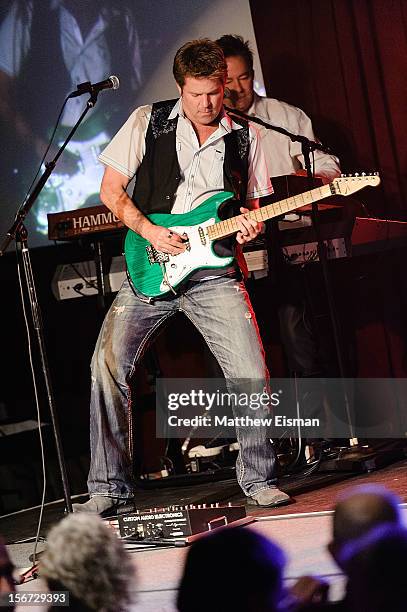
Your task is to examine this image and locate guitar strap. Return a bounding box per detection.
[223,117,249,206]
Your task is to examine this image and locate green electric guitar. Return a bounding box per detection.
[125,174,380,298]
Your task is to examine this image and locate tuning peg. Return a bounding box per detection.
[362,172,366,176]
[354,172,359,177]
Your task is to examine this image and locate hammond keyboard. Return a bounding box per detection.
[48,202,407,299]
[47,204,124,240]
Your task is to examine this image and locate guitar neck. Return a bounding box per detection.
[207,184,332,241]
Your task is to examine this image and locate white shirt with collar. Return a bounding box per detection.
[248,92,340,182]
[99,98,273,213]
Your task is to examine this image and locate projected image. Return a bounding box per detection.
[0,0,142,240]
[0,0,264,248]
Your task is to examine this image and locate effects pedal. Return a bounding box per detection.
[106,503,252,544]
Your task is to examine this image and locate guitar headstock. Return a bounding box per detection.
[331,173,381,196]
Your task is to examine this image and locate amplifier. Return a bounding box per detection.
[283,237,348,264]
[51,251,267,300]
[111,503,248,542]
[51,255,126,300]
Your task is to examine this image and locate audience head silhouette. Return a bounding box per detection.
[340,523,407,612]
[177,526,286,612]
[0,539,15,611]
[329,484,401,566]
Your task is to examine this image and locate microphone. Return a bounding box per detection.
[68,75,120,99]
[224,87,239,107]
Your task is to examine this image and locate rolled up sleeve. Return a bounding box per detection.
[98,104,151,179]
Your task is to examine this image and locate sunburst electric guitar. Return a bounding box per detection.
[125,174,380,297]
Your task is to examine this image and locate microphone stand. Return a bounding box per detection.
[0,90,103,515]
[225,106,357,447]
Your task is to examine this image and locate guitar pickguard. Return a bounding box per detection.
[155,218,228,292]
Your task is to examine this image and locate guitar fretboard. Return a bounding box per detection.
[207,184,332,241]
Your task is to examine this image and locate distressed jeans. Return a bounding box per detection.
[88,276,277,499]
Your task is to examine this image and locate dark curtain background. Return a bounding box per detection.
[250,0,407,393]
[250,0,407,219]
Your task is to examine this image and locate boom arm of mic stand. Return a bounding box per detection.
[224,105,332,154]
[0,91,99,256]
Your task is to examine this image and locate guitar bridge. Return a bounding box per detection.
[146,245,169,265]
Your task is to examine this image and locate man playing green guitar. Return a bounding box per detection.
[73,38,291,513]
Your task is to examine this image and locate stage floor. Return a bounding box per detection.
[3,455,407,611]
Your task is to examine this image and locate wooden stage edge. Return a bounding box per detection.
[2,453,407,553]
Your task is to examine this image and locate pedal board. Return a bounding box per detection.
[106,503,251,544]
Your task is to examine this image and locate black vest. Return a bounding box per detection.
[131,99,250,281]
[132,99,250,214]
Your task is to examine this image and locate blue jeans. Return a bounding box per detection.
[88,276,277,498]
